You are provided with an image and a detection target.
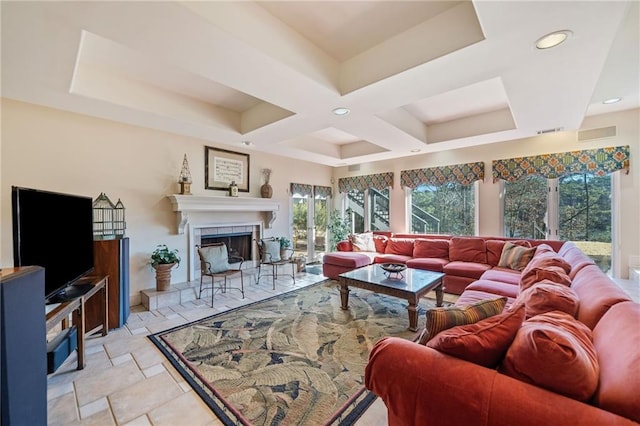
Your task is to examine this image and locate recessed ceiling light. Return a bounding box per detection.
[332,107,350,116]
[535,30,572,49]
[241,141,253,146]
[410,149,421,153]
[602,97,622,104]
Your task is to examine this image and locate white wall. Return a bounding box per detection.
[333,108,640,279]
[1,99,333,304]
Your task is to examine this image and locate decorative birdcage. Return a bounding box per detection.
[114,198,126,237]
[93,193,126,240]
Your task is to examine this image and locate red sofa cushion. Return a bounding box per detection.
[443,261,491,279]
[481,268,521,285]
[427,305,525,368]
[385,238,414,256]
[514,280,580,319]
[500,311,599,402]
[406,257,449,272]
[466,279,519,299]
[449,237,487,263]
[592,302,640,423]
[373,235,388,253]
[374,254,412,264]
[413,238,450,259]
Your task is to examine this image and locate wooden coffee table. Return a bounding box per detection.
[338,265,445,331]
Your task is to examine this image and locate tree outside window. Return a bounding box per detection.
[410,183,475,235]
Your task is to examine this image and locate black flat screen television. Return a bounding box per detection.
[12,186,95,303]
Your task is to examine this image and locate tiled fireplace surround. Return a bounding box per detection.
[141,195,280,309]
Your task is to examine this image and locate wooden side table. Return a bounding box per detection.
[46,276,108,370]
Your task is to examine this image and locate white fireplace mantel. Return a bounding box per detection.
[167,194,280,234]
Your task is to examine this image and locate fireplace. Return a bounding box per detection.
[190,222,262,280]
[200,232,252,261]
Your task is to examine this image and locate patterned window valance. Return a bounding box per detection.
[314,185,332,198]
[401,162,485,188]
[492,145,630,183]
[290,183,313,197]
[338,172,394,193]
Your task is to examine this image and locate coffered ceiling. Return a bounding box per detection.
[2,1,638,166]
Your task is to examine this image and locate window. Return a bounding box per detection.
[503,175,547,239]
[503,173,612,272]
[410,183,475,235]
[345,188,390,233]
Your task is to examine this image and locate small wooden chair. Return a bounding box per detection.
[196,243,244,306]
[255,238,295,290]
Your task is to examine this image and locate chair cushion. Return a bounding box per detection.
[198,245,230,273]
[443,261,491,279]
[427,305,525,368]
[418,297,507,344]
[498,242,536,271]
[261,239,281,263]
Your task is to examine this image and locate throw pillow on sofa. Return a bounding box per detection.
[350,232,376,252]
[498,242,536,271]
[514,280,580,319]
[418,297,507,344]
[427,304,525,368]
[486,240,531,266]
[373,235,388,253]
[500,311,599,402]
[520,265,571,291]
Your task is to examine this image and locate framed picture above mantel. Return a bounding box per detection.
[205,146,250,192]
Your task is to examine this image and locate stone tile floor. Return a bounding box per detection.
[46,271,389,425]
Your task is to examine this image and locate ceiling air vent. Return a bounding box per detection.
[536,127,564,135]
[348,164,361,172]
[578,126,616,142]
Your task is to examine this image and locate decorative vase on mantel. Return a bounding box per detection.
[261,168,273,199]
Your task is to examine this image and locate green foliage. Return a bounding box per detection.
[327,211,352,250]
[278,237,291,248]
[150,244,180,266]
[411,183,474,235]
[504,176,548,239]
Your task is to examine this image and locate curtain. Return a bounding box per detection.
[290,183,313,197]
[338,172,394,193]
[401,162,485,188]
[492,145,630,182]
[314,185,332,198]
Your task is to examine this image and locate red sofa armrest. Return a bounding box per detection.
[365,337,637,426]
[336,240,353,251]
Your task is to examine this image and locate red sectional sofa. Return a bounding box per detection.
[364,241,640,425]
[322,233,564,294]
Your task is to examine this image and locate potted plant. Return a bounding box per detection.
[150,244,180,291]
[327,210,352,250]
[278,237,292,260]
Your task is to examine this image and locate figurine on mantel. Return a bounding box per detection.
[178,154,192,195]
[229,181,239,197]
[261,168,273,198]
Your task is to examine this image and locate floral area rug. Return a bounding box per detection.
[148,280,444,425]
